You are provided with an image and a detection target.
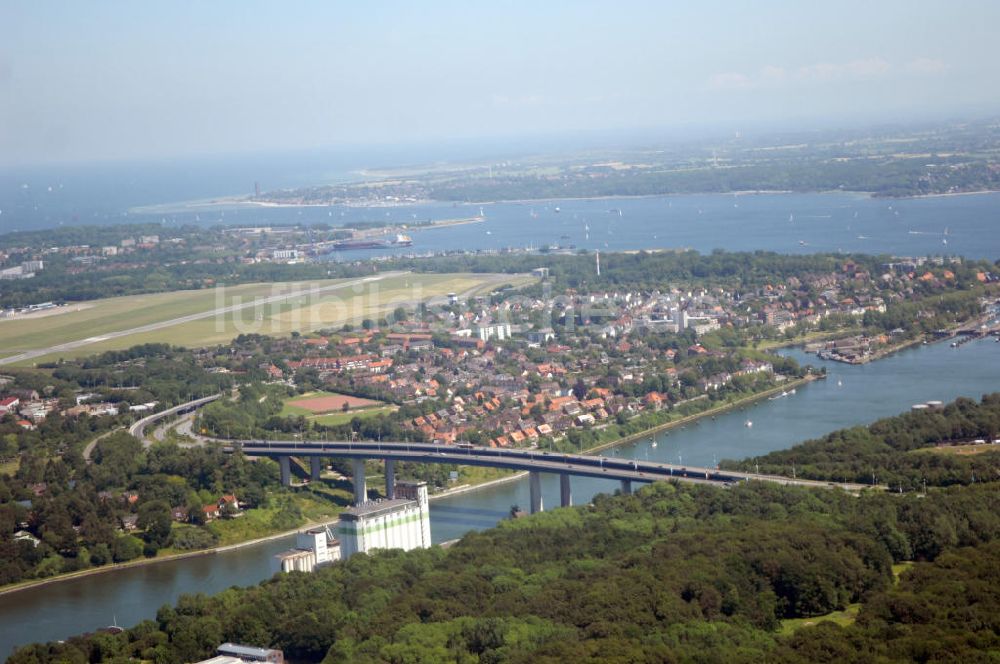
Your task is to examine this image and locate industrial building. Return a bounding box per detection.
[270,527,340,574]
[194,642,284,663]
[338,480,431,558]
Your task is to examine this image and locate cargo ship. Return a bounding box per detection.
[330,233,413,251]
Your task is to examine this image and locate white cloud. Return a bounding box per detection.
[704,56,944,92]
[490,93,545,107]
[796,58,891,81]
[705,72,753,91]
[906,57,948,74]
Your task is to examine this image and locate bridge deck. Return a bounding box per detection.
[230,440,868,492]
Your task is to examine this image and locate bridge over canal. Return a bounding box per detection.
[229,440,868,514]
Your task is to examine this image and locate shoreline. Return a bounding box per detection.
[126,189,880,217]
[0,375,816,596]
[0,512,346,598]
[793,306,997,366]
[897,189,1000,200]
[582,374,819,456]
[76,185,1000,220]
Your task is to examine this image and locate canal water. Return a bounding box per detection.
[2,337,998,655]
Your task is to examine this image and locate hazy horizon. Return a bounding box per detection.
[3,1,1000,167]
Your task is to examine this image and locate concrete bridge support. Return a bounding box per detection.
[560,474,572,507]
[529,471,543,514]
[620,479,632,495]
[279,456,291,487]
[310,457,323,482]
[352,458,368,505]
[385,459,396,500]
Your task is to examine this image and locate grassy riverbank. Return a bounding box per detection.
[0,490,349,598]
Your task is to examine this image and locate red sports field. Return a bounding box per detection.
[287,393,379,413]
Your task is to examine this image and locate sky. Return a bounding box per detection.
[2,0,999,166]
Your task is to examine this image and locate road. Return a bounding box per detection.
[81,427,124,462]
[232,440,870,492]
[0,272,403,367]
[129,394,224,443]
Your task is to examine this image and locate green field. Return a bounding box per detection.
[777,563,915,636]
[159,491,350,554]
[892,561,914,582]
[311,406,395,426]
[778,603,860,636]
[2,272,524,365]
[0,281,315,352]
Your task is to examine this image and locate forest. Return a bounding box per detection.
[726,393,1000,489]
[0,431,284,586]
[11,396,1000,663]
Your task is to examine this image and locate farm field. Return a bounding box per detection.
[1,272,525,365]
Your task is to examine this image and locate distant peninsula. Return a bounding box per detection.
[230,119,1000,208]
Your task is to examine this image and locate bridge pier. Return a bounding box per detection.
[385,459,396,499]
[620,479,632,495]
[310,457,323,482]
[279,456,291,487]
[559,474,572,507]
[529,471,543,514]
[352,458,368,505]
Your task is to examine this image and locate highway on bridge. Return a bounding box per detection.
[231,439,869,512]
[129,394,224,441]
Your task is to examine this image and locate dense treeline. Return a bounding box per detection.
[422,156,1000,202]
[13,477,1000,663]
[0,224,171,251]
[16,394,1000,660]
[0,433,277,585]
[398,250,995,293]
[5,239,994,310]
[726,393,1000,489]
[769,539,1000,663]
[0,258,364,309]
[403,250,858,289]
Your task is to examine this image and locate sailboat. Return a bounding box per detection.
[105,615,124,634]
